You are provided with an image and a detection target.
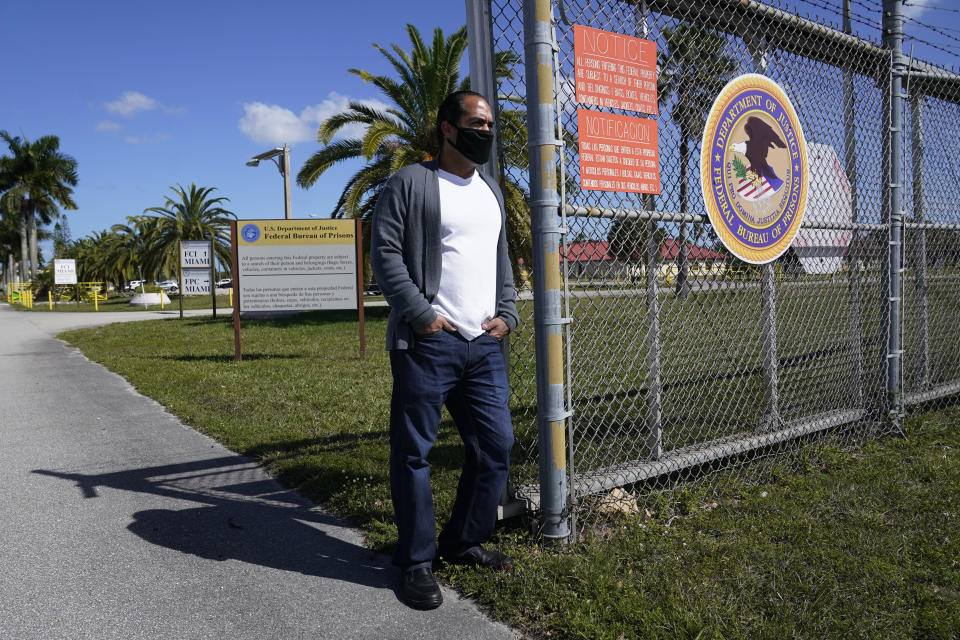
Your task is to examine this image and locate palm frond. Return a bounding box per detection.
[296,139,364,188]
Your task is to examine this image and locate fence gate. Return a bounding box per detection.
[476,0,960,540]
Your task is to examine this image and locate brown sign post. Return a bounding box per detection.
[231,222,242,361]
[354,218,365,359]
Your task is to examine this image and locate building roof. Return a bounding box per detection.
[564,240,614,263]
[659,238,728,261]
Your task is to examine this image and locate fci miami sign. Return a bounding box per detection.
[701,74,809,264]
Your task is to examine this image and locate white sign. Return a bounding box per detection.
[792,143,852,274]
[182,269,211,295]
[181,240,212,269]
[54,259,77,284]
[236,219,357,312]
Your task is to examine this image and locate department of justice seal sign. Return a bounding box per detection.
[701,74,808,264]
[241,223,261,243]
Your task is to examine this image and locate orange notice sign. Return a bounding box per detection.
[578,109,660,194]
[574,24,657,115]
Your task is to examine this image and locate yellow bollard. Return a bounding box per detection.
[93,289,98,312]
[229,288,233,308]
[160,292,164,310]
[48,291,53,310]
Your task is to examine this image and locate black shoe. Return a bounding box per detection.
[400,568,443,610]
[440,545,514,571]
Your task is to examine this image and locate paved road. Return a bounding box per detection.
[0,304,517,639]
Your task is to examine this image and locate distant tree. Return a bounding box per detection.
[68,230,115,283]
[658,24,736,296]
[608,216,667,282]
[141,183,235,277]
[52,217,72,258]
[0,210,21,285]
[0,132,78,281]
[103,217,157,288]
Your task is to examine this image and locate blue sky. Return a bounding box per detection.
[0,0,469,255]
[1,0,958,259]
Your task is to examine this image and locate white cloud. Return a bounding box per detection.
[903,0,932,19]
[239,92,394,146]
[300,92,393,141]
[95,120,122,132]
[106,91,159,117]
[123,133,171,145]
[239,102,314,145]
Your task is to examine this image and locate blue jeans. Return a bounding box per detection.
[389,329,514,571]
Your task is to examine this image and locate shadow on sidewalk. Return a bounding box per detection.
[33,455,397,593]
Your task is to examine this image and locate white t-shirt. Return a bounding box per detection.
[432,168,501,339]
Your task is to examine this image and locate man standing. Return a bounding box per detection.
[371,91,518,610]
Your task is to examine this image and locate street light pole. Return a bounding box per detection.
[282,144,291,220]
[247,145,292,219]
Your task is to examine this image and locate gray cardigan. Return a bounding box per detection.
[370,160,519,350]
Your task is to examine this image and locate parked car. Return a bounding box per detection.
[127,280,146,291]
[157,279,179,292]
[215,278,233,288]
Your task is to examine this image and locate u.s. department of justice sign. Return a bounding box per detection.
[701,74,809,264]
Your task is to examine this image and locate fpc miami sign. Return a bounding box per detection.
[180,240,213,295]
[54,259,77,285]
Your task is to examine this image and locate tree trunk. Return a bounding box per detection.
[28,208,38,280]
[19,212,28,283]
[675,135,690,297]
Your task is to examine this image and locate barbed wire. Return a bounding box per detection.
[902,15,960,47]
[903,0,960,14]
[904,33,960,57]
[807,0,882,26]
[792,0,882,32]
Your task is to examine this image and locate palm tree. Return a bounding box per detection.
[102,218,155,289]
[297,24,530,282]
[69,230,115,284]
[0,209,21,287]
[0,132,78,281]
[141,183,235,278]
[658,24,735,296]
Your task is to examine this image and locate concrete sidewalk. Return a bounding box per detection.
[0,304,517,639]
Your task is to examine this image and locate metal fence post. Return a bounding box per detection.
[467,0,521,515]
[466,0,500,182]
[645,208,663,457]
[748,38,781,431]
[910,92,930,391]
[843,0,866,413]
[524,0,569,543]
[633,2,663,459]
[761,264,780,430]
[883,0,905,427]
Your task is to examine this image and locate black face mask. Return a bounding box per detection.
[448,125,494,165]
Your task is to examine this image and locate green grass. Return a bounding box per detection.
[455,417,960,639]
[58,309,960,639]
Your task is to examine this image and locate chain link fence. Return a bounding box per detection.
[484,0,960,539]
